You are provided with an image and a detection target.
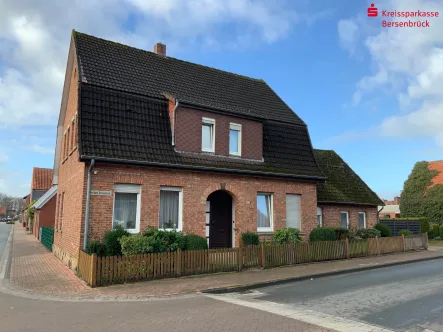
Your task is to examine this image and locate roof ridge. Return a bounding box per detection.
[73,30,264,83]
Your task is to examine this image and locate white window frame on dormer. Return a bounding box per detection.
[229,123,242,156]
[202,117,215,152]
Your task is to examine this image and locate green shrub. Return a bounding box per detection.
[185,234,208,250]
[355,228,381,239]
[309,227,336,242]
[120,234,153,255]
[429,224,440,239]
[273,228,302,244]
[421,217,430,234]
[103,226,131,256]
[330,227,350,240]
[374,223,391,237]
[433,236,441,241]
[398,229,413,236]
[440,225,443,239]
[85,240,107,257]
[241,232,259,246]
[142,227,186,252]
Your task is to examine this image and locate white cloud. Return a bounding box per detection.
[0,154,8,164]
[24,144,54,155]
[337,0,443,148]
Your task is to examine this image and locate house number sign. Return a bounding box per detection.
[90,190,112,196]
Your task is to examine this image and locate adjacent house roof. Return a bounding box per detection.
[314,149,384,206]
[74,32,325,180]
[378,204,400,214]
[31,185,57,210]
[427,160,443,189]
[73,31,304,125]
[31,168,53,191]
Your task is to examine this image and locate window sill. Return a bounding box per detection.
[257,229,273,234]
[159,228,182,232]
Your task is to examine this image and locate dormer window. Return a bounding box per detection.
[202,117,215,152]
[229,123,242,156]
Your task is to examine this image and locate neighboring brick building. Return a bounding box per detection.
[30,167,53,202]
[0,206,6,218]
[51,31,382,270]
[30,186,57,239]
[314,150,384,231]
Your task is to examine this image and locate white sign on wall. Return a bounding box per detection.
[90,190,112,196]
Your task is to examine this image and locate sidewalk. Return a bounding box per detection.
[5,223,443,301]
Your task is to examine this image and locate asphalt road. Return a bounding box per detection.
[0,223,12,259]
[220,260,443,332]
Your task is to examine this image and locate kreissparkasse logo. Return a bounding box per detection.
[368,3,378,17]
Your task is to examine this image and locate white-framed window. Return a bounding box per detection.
[317,207,323,226]
[286,194,301,230]
[257,193,273,232]
[340,211,349,229]
[202,117,215,152]
[112,184,141,233]
[229,123,242,156]
[159,186,183,231]
[358,212,366,229]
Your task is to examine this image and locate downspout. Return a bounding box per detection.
[83,159,95,250]
[378,206,384,224]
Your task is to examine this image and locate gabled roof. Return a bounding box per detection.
[31,185,57,210]
[314,149,384,206]
[31,167,53,191]
[79,84,325,179]
[73,31,304,125]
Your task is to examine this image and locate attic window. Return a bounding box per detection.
[229,123,242,156]
[202,117,215,152]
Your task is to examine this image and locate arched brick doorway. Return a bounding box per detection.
[207,190,233,248]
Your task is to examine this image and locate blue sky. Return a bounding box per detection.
[1,0,442,199]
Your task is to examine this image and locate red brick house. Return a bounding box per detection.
[51,31,383,270]
[30,185,57,239]
[0,206,6,218]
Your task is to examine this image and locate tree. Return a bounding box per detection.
[400,161,443,225]
[0,193,25,216]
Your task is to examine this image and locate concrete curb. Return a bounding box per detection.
[202,254,443,294]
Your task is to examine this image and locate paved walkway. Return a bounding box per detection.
[5,223,443,301]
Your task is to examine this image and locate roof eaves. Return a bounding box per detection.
[32,185,57,210]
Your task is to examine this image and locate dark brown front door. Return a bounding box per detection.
[208,191,232,249]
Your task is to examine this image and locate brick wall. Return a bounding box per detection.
[174,107,263,160]
[33,195,56,239]
[86,164,318,246]
[318,204,378,230]
[53,54,87,270]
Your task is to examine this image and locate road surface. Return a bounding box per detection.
[0,223,12,259]
[211,259,443,332]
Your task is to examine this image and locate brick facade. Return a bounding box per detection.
[318,204,378,230]
[87,164,318,245]
[33,195,56,239]
[174,107,263,160]
[52,55,88,270]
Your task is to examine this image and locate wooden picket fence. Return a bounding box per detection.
[77,233,428,287]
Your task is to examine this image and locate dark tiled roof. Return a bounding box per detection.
[314,149,383,205]
[31,168,53,191]
[73,31,304,125]
[79,84,324,178]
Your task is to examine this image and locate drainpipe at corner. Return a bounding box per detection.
[83,159,95,251]
[377,206,384,224]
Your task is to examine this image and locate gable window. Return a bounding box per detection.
[71,117,75,151]
[67,127,71,155]
[358,212,366,229]
[159,187,183,231]
[340,211,349,229]
[63,132,68,159]
[113,184,141,233]
[229,123,242,156]
[257,193,273,232]
[317,207,323,226]
[202,117,215,152]
[286,194,301,230]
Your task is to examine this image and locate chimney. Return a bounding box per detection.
[394,196,400,205]
[154,42,166,56]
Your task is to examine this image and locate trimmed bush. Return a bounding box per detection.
[185,234,208,250]
[309,227,336,242]
[440,225,443,239]
[330,227,350,240]
[103,226,131,256]
[421,217,430,234]
[273,228,302,244]
[85,240,107,257]
[355,228,381,239]
[374,223,391,237]
[398,229,413,236]
[120,234,152,255]
[241,232,259,246]
[429,224,440,239]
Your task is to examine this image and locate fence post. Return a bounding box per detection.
[345,238,350,259]
[376,237,380,256]
[177,248,182,277]
[237,247,243,272]
[261,245,266,269]
[90,254,97,287]
[402,234,406,252]
[424,232,429,250]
